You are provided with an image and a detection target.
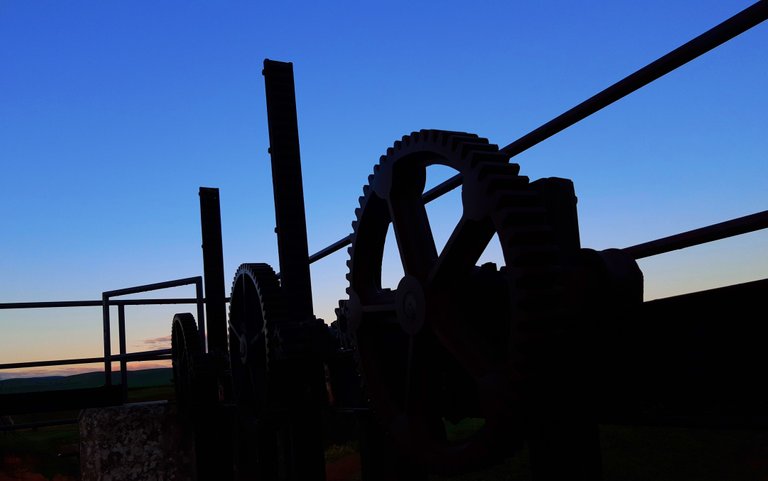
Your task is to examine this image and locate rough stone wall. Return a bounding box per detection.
[80,401,196,481]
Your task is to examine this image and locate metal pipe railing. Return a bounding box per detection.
[0,277,209,406]
[0,349,171,371]
[0,297,229,310]
[305,1,768,266]
[101,276,203,393]
[623,210,768,259]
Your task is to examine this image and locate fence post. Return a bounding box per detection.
[101,294,112,387]
[118,304,128,402]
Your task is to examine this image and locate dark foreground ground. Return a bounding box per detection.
[2,375,767,481]
[3,418,767,480]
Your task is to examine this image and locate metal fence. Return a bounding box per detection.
[0,276,206,414]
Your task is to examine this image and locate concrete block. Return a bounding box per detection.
[79,401,195,481]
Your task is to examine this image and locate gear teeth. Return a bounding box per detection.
[509,245,559,267]
[496,191,539,209]
[459,141,495,160]
[496,206,548,226]
[483,173,529,191]
[449,134,480,151]
[227,263,285,378]
[515,266,564,289]
[476,161,518,180]
[470,151,509,168]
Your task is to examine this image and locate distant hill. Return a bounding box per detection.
[0,368,173,394]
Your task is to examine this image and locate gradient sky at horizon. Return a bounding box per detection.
[1,1,766,378]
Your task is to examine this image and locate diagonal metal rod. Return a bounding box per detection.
[308,1,768,265]
[501,0,768,157]
[623,210,768,259]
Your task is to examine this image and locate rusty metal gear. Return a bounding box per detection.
[171,312,216,414]
[226,262,287,480]
[228,262,285,411]
[344,129,566,473]
[171,313,199,412]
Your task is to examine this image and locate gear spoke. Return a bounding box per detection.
[389,195,438,281]
[429,216,495,288]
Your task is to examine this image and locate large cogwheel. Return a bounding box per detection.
[345,129,566,473]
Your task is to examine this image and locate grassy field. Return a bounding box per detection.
[3,392,767,481]
[0,384,175,481]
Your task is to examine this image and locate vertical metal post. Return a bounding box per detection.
[526,178,602,481]
[262,59,315,322]
[199,188,228,356]
[118,304,128,403]
[194,277,206,350]
[262,59,326,481]
[101,294,112,387]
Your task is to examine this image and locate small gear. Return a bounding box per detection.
[227,262,286,411]
[171,313,201,414]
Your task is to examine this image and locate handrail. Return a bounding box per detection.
[0,277,209,408]
[623,210,768,259]
[305,1,768,265]
[0,349,171,370]
[101,276,204,399]
[0,297,229,310]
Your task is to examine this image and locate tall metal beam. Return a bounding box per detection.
[262,59,315,321]
[199,187,229,355]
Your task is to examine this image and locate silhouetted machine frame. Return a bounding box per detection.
[171,3,768,480]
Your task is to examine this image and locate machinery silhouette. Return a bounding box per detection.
[170,3,768,480]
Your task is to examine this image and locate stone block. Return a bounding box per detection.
[79,401,195,481]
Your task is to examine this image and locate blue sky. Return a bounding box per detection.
[1,1,766,374]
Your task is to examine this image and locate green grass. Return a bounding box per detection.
[325,441,359,463]
[1,382,175,480]
[0,368,173,394]
[126,384,175,403]
[0,424,80,479]
[4,403,767,481]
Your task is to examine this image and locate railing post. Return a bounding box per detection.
[118,304,128,403]
[101,293,112,387]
